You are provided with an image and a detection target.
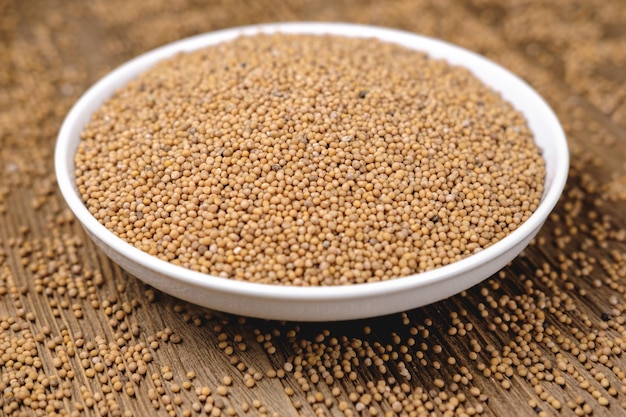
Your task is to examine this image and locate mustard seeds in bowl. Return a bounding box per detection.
[57,23,568,320]
[74,32,544,286]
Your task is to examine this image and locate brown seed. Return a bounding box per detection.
[75,32,544,286]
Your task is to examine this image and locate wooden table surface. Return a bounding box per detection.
[2,1,626,416]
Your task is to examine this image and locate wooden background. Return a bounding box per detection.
[1,0,626,416]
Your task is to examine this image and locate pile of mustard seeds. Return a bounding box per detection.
[74,33,545,285]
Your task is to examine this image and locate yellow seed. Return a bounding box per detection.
[75,32,544,287]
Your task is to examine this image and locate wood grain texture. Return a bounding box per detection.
[1,0,625,416]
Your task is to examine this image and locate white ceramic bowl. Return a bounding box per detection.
[55,22,569,321]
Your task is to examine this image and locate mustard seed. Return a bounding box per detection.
[6,4,626,417]
[75,32,544,286]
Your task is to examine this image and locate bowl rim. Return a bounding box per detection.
[55,21,569,303]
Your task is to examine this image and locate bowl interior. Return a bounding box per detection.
[55,22,569,320]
